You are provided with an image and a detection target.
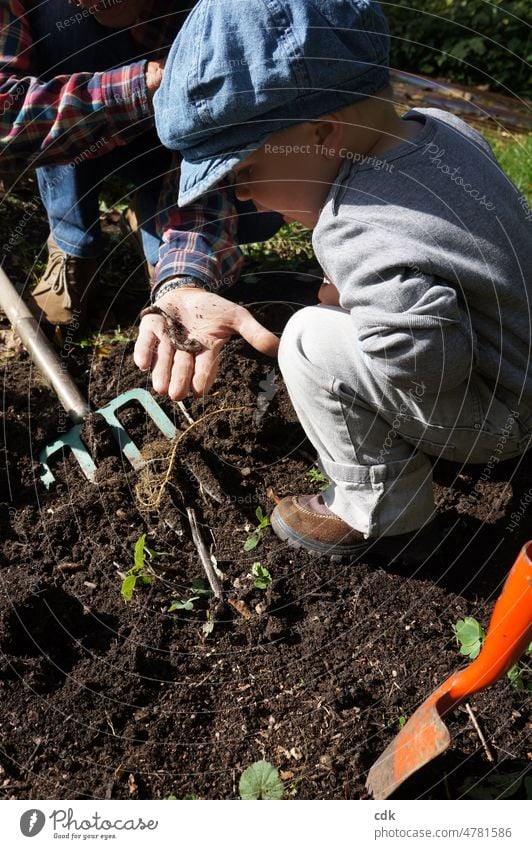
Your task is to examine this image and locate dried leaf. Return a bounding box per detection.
[229,598,252,620]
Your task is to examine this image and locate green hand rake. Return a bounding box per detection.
[1,267,177,488]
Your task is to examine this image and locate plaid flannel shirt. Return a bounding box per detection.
[0,0,243,290]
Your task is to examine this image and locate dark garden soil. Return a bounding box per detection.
[0,176,530,801]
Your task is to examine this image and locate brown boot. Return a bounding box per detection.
[29,235,99,327]
[271,494,439,565]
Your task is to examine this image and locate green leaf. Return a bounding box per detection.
[134,534,147,571]
[202,616,215,637]
[459,640,482,659]
[306,466,329,490]
[255,507,270,529]
[190,579,213,597]
[453,617,485,652]
[506,663,524,690]
[168,597,198,612]
[210,556,224,579]
[244,535,259,551]
[239,761,284,800]
[251,562,272,590]
[121,574,137,602]
[145,544,168,560]
[138,574,153,588]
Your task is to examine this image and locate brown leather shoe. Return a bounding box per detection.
[29,235,99,327]
[271,494,438,565]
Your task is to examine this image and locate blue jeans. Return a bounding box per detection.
[33,1,281,264]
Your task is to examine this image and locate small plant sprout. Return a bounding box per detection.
[453,617,485,659]
[239,761,284,800]
[453,620,531,690]
[243,506,271,551]
[168,579,213,614]
[168,597,198,612]
[202,611,215,638]
[250,562,272,590]
[506,642,532,691]
[306,465,329,491]
[121,534,167,601]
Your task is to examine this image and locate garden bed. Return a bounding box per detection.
[0,270,530,800]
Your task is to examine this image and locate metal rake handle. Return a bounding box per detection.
[0,266,90,423]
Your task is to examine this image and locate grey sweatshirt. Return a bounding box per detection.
[313,108,531,404]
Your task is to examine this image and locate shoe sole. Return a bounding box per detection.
[271,510,439,567]
[270,509,376,562]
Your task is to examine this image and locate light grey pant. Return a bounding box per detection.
[278,306,532,538]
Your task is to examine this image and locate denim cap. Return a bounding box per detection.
[155,0,390,206]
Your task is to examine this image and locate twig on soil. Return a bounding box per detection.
[186,507,223,600]
[464,703,495,762]
[55,561,83,573]
[490,742,518,759]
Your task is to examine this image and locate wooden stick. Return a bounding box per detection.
[186,507,223,599]
[465,702,495,763]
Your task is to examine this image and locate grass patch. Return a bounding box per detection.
[482,129,532,199]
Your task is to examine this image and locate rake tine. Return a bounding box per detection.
[40,424,98,487]
[97,388,178,470]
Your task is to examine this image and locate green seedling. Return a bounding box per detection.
[121,534,167,601]
[165,793,200,800]
[243,506,271,551]
[506,642,532,691]
[168,579,213,614]
[239,761,284,800]
[398,715,407,729]
[453,616,485,659]
[168,597,199,612]
[76,327,129,350]
[453,618,531,690]
[250,562,272,590]
[202,611,215,638]
[306,465,329,491]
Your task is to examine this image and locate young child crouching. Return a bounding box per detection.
[154,0,532,563]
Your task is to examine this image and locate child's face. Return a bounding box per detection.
[228,123,341,228]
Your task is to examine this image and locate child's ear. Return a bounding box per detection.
[314,116,345,155]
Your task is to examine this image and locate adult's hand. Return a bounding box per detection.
[145,58,166,103]
[134,288,279,400]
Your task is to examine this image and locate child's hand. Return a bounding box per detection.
[134,287,279,400]
[318,276,340,306]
